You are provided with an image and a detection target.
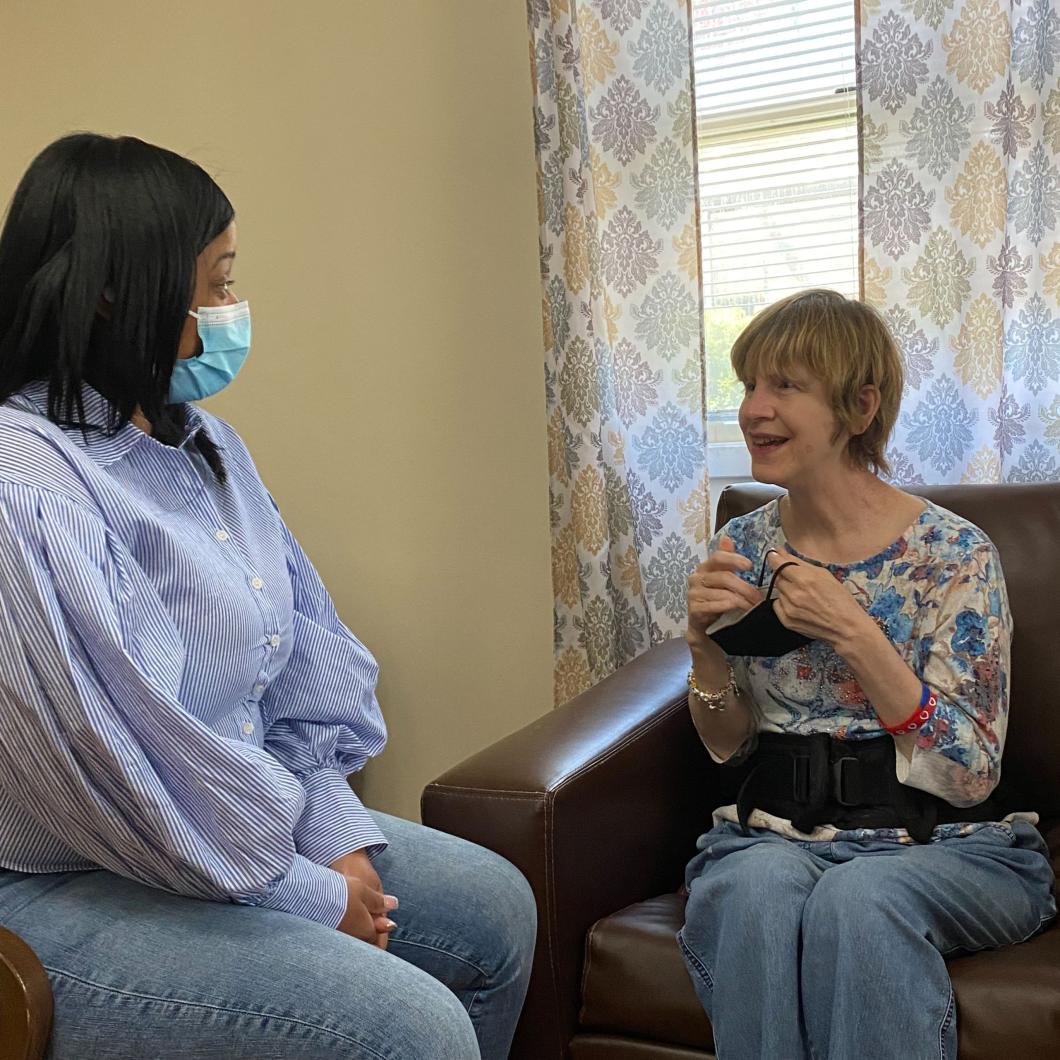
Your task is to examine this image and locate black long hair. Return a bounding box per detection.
[0,133,234,467]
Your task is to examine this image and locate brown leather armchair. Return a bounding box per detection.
[423,482,1060,1060]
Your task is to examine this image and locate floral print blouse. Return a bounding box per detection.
[709,498,1030,843]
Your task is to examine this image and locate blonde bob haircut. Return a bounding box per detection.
[730,289,903,477]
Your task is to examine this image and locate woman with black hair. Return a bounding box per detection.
[0,134,534,1060]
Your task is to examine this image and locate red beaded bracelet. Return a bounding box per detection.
[882,684,938,736]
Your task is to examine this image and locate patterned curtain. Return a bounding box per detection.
[859,0,1060,485]
[527,0,709,704]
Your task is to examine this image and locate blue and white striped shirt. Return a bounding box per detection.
[0,382,387,928]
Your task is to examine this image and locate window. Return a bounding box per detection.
[691,0,858,474]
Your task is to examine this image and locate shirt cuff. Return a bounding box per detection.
[293,769,388,866]
[256,853,349,928]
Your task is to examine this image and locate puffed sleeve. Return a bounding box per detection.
[259,510,388,866]
[902,540,1012,807]
[0,483,349,927]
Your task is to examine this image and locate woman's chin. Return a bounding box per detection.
[748,460,789,488]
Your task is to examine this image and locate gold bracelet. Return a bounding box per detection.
[687,665,738,712]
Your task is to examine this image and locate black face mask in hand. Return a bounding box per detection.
[706,551,815,657]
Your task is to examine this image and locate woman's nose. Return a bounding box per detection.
[740,387,773,422]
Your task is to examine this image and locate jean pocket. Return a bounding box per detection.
[977,822,1018,844]
[972,819,1054,857]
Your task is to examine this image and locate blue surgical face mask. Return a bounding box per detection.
[168,300,251,403]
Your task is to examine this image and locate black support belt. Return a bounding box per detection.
[736,732,1001,845]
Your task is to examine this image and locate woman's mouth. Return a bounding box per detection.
[749,434,789,453]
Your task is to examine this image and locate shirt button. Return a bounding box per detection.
[242,722,254,736]
[249,576,264,590]
[215,529,230,542]
[253,683,266,695]
[269,634,281,648]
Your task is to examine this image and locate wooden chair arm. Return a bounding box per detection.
[0,925,52,1060]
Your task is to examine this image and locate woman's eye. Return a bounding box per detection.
[742,381,755,393]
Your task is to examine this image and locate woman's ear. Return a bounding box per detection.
[853,384,881,436]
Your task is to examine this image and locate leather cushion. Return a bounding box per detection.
[570,1033,712,1059]
[581,888,1060,1058]
[581,893,713,1051]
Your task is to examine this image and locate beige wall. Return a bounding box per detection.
[0,1,553,820]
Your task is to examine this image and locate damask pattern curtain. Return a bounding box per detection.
[527,0,709,704]
[859,0,1060,484]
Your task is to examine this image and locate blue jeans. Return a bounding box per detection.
[678,820,1056,1060]
[0,810,535,1060]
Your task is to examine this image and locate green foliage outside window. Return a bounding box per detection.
[705,305,753,414]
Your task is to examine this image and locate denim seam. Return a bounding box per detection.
[0,871,76,921]
[45,965,388,1057]
[464,987,483,1022]
[937,987,955,1060]
[677,932,721,1060]
[676,929,715,992]
[388,937,488,979]
[937,909,1057,958]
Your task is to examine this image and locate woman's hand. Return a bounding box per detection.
[330,849,383,892]
[686,536,764,653]
[330,849,398,949]
[765,549,925,745]
[765,548,875,649]
[336,875,395,948]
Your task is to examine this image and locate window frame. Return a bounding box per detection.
[692,5,859,478]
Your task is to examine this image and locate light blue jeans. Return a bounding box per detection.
[678,820,1056,1060]
[0,811,535,1060]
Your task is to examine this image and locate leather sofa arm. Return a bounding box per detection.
[0,925,52,1060]
[421,637,726,1060]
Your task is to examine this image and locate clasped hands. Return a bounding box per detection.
[330,848,398,949]
[687,536,871,651]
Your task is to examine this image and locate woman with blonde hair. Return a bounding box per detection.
[680,289,1054,1059]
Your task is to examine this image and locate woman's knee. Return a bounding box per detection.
[457,842,537,979]
[46,955,481,1060]
[801,858,905,945]
[379,973,481,1060]
[683,840,821,961]
[298,945,480,1058]
[27,876,480,1060]
[373,813,536,976]
[688,839,820,914]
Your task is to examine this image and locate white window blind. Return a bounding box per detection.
[692,0,859,430]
